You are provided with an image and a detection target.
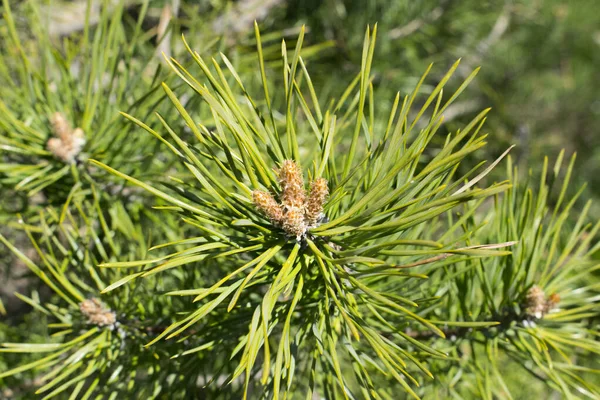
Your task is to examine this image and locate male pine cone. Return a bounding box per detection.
[47,112,86,164]
[253,160,328,240]
[524,285,560,319]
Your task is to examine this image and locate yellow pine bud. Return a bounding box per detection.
[282,206,306,239]
[524,285,546,319]
[50,112,71,142]
[47,112,86,163]
[253,190,284,225]
[305,178,328,227]
[79,298,116,327]
[278,160,306,209]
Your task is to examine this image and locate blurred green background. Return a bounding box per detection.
[4,0,599,208]
[287,0,600,217]
[168,0,600,215]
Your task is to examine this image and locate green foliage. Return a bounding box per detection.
[0,197,200,398]
[287,0,600,218]
[415,153,600,398]
[0,0,173,210]
[0,1,598,399]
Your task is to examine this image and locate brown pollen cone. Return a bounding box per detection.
[254,161,329,240]
[79,298,116,327]
[524,285,546,319]
[253,190,284,225]
[305,178,329,227]
[50,112,72,141]
[278,160,306,209]
[282,206,306,239]
[47,112,86,163]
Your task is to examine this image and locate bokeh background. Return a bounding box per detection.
[3,0,598,205]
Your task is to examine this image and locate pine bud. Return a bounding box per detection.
[79,298,116,327]
[253,190,284,224]
[305,178,328,227]
[47,112,86,163]
[254,161,329,241]
[278,160,306,209]
[50,112,71,141]
[282,206,306,240]
[524,285,546,319]
[523,286,561,319]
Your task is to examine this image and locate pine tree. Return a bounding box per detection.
[0,1,598,399]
